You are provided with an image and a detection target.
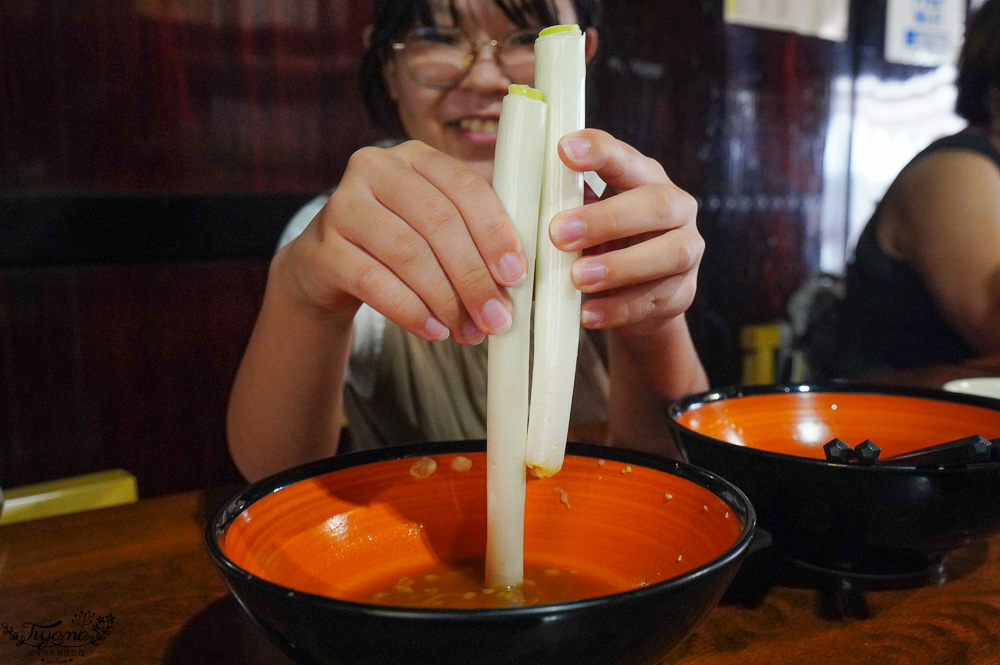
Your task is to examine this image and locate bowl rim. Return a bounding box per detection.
[667,381,1000,473]
[205,439,756,621]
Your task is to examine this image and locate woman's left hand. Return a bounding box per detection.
[548,129,703,338]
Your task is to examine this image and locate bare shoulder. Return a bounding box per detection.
[891,149,1000,225]
[877,147,1000,263]
[897,148,1000,202]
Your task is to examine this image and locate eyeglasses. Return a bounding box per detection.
[390,25,539,89]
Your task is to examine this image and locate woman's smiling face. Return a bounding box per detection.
[383,0,578,183]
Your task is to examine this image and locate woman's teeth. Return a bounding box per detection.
[457,118,498,134]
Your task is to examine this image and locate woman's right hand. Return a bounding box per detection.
[279,140,530,345]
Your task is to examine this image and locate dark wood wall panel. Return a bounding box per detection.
[0,260,268,496]
[594,1,853,385]
[0,0,968,495]
[0,1,375,193]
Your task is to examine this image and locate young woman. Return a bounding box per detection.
[839,0,1000,376]
[227,0,708,481]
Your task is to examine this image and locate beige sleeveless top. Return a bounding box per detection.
[342,320,610,452]
[280,191,611,453]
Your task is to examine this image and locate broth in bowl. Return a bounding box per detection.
[675,390,1000,459]
[359,560,619,608]
[219,450,744,608]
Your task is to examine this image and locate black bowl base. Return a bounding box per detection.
[781,551,944,591]
[722,532,990,619]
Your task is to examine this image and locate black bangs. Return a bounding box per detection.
[495,0,562,27]
[411,0,564,29]
[410,0,438,28]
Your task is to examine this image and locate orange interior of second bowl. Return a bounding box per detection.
[220,452,744,605]
[676,391,1000,459]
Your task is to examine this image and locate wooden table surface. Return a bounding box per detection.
[3,359,1000,665]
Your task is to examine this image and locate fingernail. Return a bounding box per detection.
[424,316,450,341]
[551,217,585,246]
[481,298,512,335]
[561,137,591,160]
[498,252,525,286]
[573,260,606,287]
[581,306,604,327]
[462,318,485,344]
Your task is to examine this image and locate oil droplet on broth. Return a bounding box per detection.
[450,456,473,472]
[409,457,438,479]
[356,559,622,609]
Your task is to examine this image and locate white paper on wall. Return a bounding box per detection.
[723,0,850,42]
[885,0,966,67]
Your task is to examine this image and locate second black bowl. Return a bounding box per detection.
[668,383,1000,577]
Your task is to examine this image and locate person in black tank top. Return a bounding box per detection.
[838,0,1000,377]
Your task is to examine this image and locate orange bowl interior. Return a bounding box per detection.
[221,452,745,605]
[676,391,1000,459]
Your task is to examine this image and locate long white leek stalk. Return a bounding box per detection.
[486,85,547,588]
[525,25,586,478]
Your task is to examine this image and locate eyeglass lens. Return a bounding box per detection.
[400,26,538,88]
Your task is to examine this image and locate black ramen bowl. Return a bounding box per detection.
[668,383,1000,579]
[206,440,755,665]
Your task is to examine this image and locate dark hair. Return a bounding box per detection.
[360,0,602,137]
[956,0,1000,124]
